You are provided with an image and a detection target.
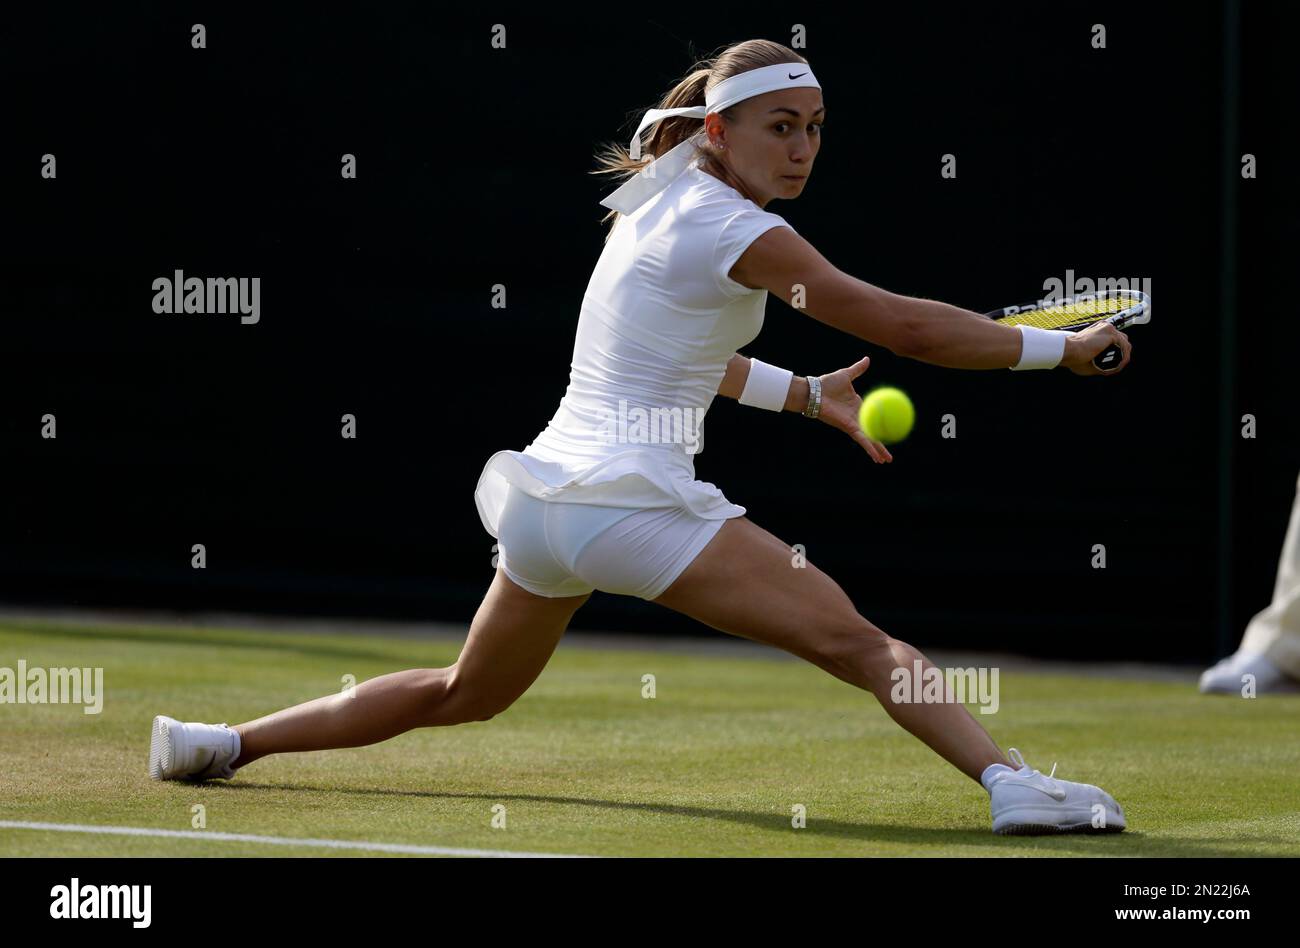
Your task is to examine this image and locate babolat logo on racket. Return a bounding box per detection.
[1000,292,1136,317]
[1001,299,1057,316]
[995,290,1148,322]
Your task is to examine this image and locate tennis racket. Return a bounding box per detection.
[984,289,1150,370]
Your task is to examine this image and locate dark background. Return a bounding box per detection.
[2,2,1296,663]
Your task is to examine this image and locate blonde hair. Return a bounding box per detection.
[591,39,810,241]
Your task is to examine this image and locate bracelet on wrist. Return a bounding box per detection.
[802,375,822,418]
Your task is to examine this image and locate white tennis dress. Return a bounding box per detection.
[475,162,795,599]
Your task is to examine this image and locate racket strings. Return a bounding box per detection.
[1000,295,1140,329]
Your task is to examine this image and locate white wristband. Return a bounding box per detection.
[1010,325,1070,371]
[738,357,794,411]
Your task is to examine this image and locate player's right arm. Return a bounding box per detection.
[730,228,1128,373]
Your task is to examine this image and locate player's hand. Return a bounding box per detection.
[815,356,894,464]
[1061,322,1132,376]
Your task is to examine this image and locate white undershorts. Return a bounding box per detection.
[495,483,731,600]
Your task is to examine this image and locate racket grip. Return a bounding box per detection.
[1093,343,1122,370]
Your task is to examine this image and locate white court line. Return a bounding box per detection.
[0,820,592,858]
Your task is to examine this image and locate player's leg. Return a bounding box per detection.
[228,569,591,771]
[1202,468,1300,693]
[651,516,1011,784]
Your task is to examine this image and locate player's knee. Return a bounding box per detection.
[822,617,893,681]
[446,694,500,725]
[467,695,508,722]
[441,671,511,724]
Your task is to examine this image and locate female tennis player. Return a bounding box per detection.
[149,40,1131,836]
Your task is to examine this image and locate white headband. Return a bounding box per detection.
[600,62,822,214]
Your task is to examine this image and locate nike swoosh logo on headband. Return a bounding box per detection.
[788,72,807,79]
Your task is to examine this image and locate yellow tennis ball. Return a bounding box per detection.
[858,386,915,444]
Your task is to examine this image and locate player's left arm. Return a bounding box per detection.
[716,351,894,463]
[717,353,810,411]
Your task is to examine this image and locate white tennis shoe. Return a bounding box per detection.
[1199,649,1300,694]
[148,715,242,781]
[987,747,1126,835]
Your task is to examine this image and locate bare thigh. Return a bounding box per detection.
[651,516,885,678]
[651,517,1011,784]
[451,566,591,719]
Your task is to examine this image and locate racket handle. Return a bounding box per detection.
[1093,343,1122,370]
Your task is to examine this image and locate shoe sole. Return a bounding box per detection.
[148,715,185,781]
[993,806,1126,835]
